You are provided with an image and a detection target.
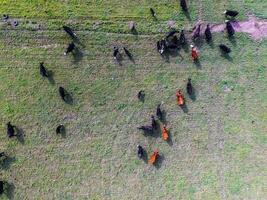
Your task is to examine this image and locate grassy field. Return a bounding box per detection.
[0,0,266,199]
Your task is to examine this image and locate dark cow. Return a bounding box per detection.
[219,44,231,54]
[137,90,145,101]
[64,42,75,55]
[123,47,133,60]
[224,10,239,18]
[0,152,6,158]
[0,180,3,195]
[205,24,212,41]
[150,8,156,18]
[39,62,48,77]
[225,20,235,36]
[137,145,144,159]
[58,87,67,101]
[186,78,193,95]
[3,14,9,20]
[166,35,179,49]
[151,115,157,130]
[138,125,153,133]
[179,30,186,45]
[157,39,167,54]
[113,46,119,60]
[156,104,163,120]
[6,122,15,138]
[63,26,77,38]
[180,0,188,12]
[56,124,65,134]
[192,24,201,40]
[166,29,178,39]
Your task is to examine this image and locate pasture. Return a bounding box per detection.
[0,1,266,199]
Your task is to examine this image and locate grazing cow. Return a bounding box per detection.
[138,125,153,133]
[56,124,65,134]
[225,20,235,36]
[64,42,75,55]
[205,24,212,41]
[191,45,198,60]
[129,21,136,32]
[150,8,156,18]
[39,62,48,77]
[0,180,3,195]
[156,104,163,120]
[219,44,231,54]
[192,24,201,40]
[113,46,119,60]
[123,47,132,60]
[6,122,15,138]
[149,150,159,165]
[186,78,193,95]
[137,145,144,159]
[162,125,168,141]
[167,35,179,49]
[0,152,6,159]
[137,90,145,101]
[63,26,77,38]
[180,0,188,12]
[179,30,186,45]
[151,115,157,130]
[3,14,9,20]
[156,39,167,54]
[59,87,67,101]
[224,10,239,18]
[176,90,184,106]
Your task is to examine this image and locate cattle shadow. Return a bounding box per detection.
[167,131,173,146]
[193,37,205,48]
[180,104,189,113]
[72,36,85,48]
[5,182,15,200]
[189,88,197,101]
[158,110,167,124]
[131,28,138,36]
[58,126,66,138]
[154,154,164,169]
[141,149,148,164]
[14,127,25,144]
[64,92,74,105]
[228,35,237,46]
[72,48,83,64]
[181,43,190,53]
[207,39,215,48]
[221,53,233,62]
[193,59,202,69]
[167,49,184,61]
[0,155,16,170]
[182,11,191,21]
[138,91,145,103]
[47,70,55,85]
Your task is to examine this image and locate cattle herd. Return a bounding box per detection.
[1,0,240,196]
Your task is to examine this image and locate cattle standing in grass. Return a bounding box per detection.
[123,47,133,60]
[39,62,48,77]
[156,104,163,120]
[7,122,15,138]
[0,181,3,195]
[63,26,77,38]
[180,0,188,12]
[150,8,156,18]
[191,45,198,60]
[137,90,145,101]
[224,10,239,18]
[113,46,119,60]
[162,125,168,141]
[0,152,6,159]
[151,115,157,130]
[192,24,201,40]
[64,42,75,55]
[149,150,159,165]
[186,78,193,96]
[137,145,144,159]
[225,20,235,36]
[59,87,67,101]
[219,44,231,54]
[56,124,65,134]
[179,30,186,45]
[3,14,9,20]
[176,90,184,106]
[205,24,212,42]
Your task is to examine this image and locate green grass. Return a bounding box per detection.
[0,0,266,199]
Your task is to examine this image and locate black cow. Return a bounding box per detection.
[137,145,144,159]
[151,115,157,130]
[224,10,239,18]
[3,14,9,20]
[123,47,133,60]
[193,24,201,40]
[56,124,65,134]
[166,29,178,39]
[113,46,119,60]
[157,39,167,54]
[186,78,193,95]
[179,30,186,45]
[138,125,153,133]
[150,8,156,18]
[137,90,145,101]
[64,42,75,55]
[225,20,235,36]
[59,87,67,101]
[156,104,163,120]
[219,44,231,54]
[0,152,6,158]
[63,26,77,38]
[205,24,212,42]
[6,122,15,138]
[0,180,3,195]
[180,0,188,12]
[39,62,48,77]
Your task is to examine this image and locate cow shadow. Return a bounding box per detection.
[180,104,189,113]
[189,88,197,101]
[64,92,74,105]
[207,39,215,48]
[131,28,138,36]
[15,127,25,144]
[58,126,66,138]
[221,53,233,62]
[141,149,148,164]
[167,131,173,146]
[228,35,237,46]
[155,154,165,169]
[158,110,167,124]
[5,182,15,200]
[47,70,55,85]
[182,11,191,21]
[0,155,16,170]
[182,43,190,53]
[72,48,83,64]
[194,59,202,69]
